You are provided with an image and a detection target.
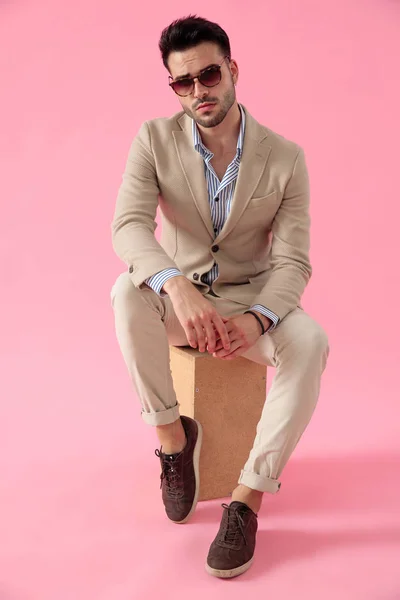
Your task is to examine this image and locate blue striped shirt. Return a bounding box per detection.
[145,104,279,332]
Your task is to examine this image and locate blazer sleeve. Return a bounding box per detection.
[251,147,312,321]
[111,121,180,286]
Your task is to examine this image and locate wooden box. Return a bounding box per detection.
[169,346,267,501]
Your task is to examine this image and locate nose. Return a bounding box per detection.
[193,77,209,99]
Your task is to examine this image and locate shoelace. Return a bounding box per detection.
[220,503,247,546]
[155,449,184,499]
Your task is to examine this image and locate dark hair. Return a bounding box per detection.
[159,15,231,70]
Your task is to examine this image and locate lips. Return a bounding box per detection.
[197,103,215,111]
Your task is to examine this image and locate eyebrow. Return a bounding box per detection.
[174,63,219,81]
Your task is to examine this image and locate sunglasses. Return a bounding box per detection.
[169,56,230,97]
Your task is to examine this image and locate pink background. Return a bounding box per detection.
[1,1,400,598]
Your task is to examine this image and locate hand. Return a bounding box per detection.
[211,313,268,360]
[164,276,231,353]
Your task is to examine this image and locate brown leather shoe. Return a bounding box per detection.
[155,416,202,524]
[206,501,258,578]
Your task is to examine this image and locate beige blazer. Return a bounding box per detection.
[112,105,312,322]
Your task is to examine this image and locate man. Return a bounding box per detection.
[111,15,329,579]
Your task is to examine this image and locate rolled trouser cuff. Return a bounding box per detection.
[141,404,181,426]
[239,469,281,494]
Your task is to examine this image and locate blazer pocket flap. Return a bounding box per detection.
[247,190,277,209]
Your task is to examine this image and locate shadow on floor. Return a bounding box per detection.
[190,453,400,523]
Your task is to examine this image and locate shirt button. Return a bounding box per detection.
[214,228,218,233]
[129,265,134,273]
[193,273,199,281]
[200,274,208,283]
[215,197,219,202]
[212,245,219,252]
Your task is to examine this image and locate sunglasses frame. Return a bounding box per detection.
[168,56,231,97]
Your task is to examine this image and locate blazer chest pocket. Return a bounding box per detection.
[246,190,278,210]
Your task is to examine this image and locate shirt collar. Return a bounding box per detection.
[192,103,246,159]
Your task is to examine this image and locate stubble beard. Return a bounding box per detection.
[184,86,236,129]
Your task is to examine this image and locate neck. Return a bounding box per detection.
[197,102,241,155]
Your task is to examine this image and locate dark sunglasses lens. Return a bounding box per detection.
[199,68,221,87]
[172,79,192,96]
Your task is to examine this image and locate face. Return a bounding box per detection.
[167,42,239,128]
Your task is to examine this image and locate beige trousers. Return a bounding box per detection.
[111,272,329,494]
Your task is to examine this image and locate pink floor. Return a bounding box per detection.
[2,446,400,599]
[2,337,400,599]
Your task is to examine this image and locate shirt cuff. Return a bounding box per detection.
[250,304,280,332]
[144,268,183,297]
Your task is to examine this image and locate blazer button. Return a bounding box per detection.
[193,273,199,281]
[212,245,219,252]
[129,265,134,273]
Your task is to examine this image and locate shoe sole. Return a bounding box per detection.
[205,557,254,579]
[172,419,203,525]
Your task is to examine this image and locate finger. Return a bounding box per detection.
[213,339,241,358]
[204,321,217,352]
[213,339,224,352]
[213,327,237,351]
[213,325,234,342]
[220,347,245,360]
[186,324,198,348]
[207,340,223,354]
[213,314,231,350]
[214,320,235,340]
[208,317,234,352]
[193,320,207,352]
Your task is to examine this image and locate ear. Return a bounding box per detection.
[229,59,239,85]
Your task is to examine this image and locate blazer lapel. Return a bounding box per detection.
[173,114,215,239]
[172,107,272,243]
[216,107,272,243]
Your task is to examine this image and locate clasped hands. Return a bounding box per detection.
[205,313,266,360]
[164,276,270,360]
